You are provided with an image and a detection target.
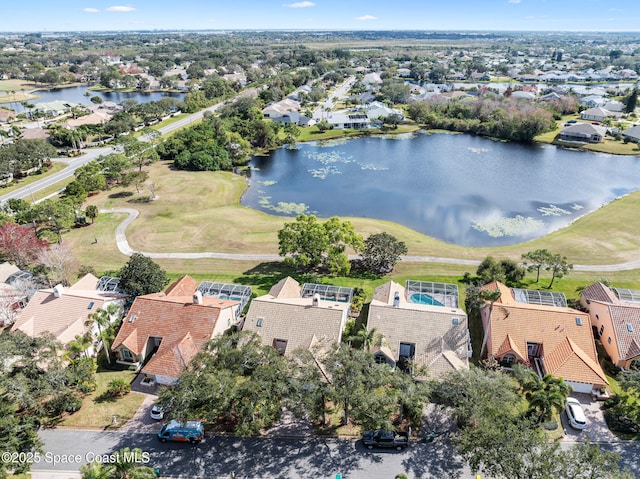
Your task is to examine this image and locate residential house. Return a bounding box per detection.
[262,98,301,119]
[579,95,607,108]
[479,281,608,394]
[580,107,615,122]
[557,123,607,143]
[243,277,352,357]
[364,101,404,120]
[622,125,640,143]
[12,274,127,356]
[111,276,242,385]
[0,263,26,326]
[32,100,81,118]
[579,282,640,370]
[366,281,469,377]
[0,109,16,123]
[326,112,371,130]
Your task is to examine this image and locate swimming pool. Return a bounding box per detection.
[409,293,444,307]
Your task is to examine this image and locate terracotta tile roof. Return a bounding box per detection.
[142,333,199,378]
[496,334,526,361]
[481,281,606,386]
[581,282,618,303]
[12,274,124,345]
[112,275,239,379]
[581,282,640,362]
[609,305,640,360]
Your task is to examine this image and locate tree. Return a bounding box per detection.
[348,327,379,352]
[118,253,169,298]
[85,205,99,224]
[360,232,407,275]
[87,303,121,365]
[521,249,553,283]
[278,214,363,276]
[546,253,573,288]
[625,87,638,114]
[37,242,79,286]
[527,374,571,422]
[80,448,155,479]
[0,221,48,268]
[476,256,525,286]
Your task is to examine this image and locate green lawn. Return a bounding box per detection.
[0,162,66,197]
[59,368,144,430]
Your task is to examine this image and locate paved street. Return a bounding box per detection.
[31,429,477,479]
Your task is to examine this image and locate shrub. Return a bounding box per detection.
[105,378,131,398]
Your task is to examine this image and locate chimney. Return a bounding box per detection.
[193,290,203,305]
[53,284,64,298]
[393,291,400,308]
[312,293,321,306]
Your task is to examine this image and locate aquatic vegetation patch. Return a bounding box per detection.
[537,204,572,217]
[471,215,545,238]
[258,196,309,215]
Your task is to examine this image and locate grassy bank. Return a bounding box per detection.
[55,158,640,303]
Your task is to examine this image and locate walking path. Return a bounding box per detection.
[104,207,640,272]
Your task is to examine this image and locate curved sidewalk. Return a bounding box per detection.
[104,207,640,272]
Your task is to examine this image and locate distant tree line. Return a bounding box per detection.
[407,97,557,142]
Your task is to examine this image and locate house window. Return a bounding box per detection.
[128,314,137,323]
[256,317,263,327]
[87,301,95,310]
[627,324,634,332]
[608,337,612,344]
[576,317,582,326]
[273,338,288,355]
[599,324,605,336]
[122,348,132,360]
[452,317,460,326]
[502,354,515,365]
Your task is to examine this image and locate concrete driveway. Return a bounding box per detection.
[119,393,161,433]
[561,393,619,443]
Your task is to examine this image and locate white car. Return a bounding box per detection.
[565,398,587,430]
[150,404,164,420]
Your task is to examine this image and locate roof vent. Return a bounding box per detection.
[193,290,203,305]
[312,293,321,306]
[53,284,64,298]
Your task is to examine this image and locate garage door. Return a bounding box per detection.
[566,381,592,394]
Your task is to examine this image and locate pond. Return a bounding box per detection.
[241,132,640,247]
[7,84,184,112]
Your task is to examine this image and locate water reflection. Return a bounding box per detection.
[241,132,640,246]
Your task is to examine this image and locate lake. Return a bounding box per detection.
[241,132,640,247]
[7,85,184,112]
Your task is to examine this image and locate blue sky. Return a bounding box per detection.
[1,1,639,32]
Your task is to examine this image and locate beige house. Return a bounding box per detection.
[12,274,126,356]
[580,282,640,370]
[366,280,469,377]
[480,281,608,394]
[111,276,241,385]
[243,277,352,356]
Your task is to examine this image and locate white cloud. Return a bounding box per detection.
[355,15,377,21]
[508,0,522,3]
[106,5,136,12]
[83,7,100,13]
[283,1,315,7]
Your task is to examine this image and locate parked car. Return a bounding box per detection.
[362,429,409,451]
[567,119,578,124]
[150,404,164,420]
[158,420,204,444]
[565,398,587,430]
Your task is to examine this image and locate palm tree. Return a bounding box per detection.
[66,333,93,360]
[86,304,121,365]
[349,327,379,352]
[528,374,572,422]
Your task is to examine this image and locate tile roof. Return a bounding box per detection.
[12,274,124,344]
[243,277,349,356]
[481,282,606,386]
[581,282,640,361]
[367,281,468,378]
[112,275,239,379]
[0,262,20,283]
